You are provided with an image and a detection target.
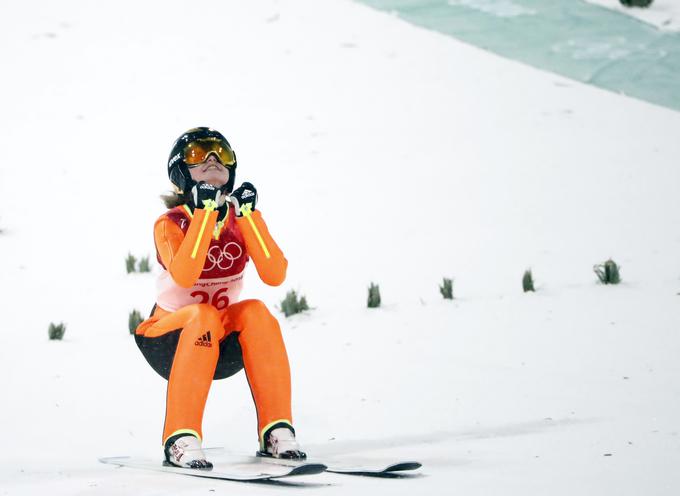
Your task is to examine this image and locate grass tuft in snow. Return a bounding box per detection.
[594,258,621,285]
[367,282,381,308]
[280,290,310,317]
[125,253,137,274]
[48,322,66,340]
[128,309,143,334]
[619,0,654,8]
[523,269,535,292]
[440,277,454,299]
[137,256,151,273]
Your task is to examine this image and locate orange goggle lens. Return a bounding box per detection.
[184,138,236,167]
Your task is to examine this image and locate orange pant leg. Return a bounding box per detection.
[140,303,226,444]
[224,299,293,448]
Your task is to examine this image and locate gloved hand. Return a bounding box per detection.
[191,182,222,211]
[231,182,258,217]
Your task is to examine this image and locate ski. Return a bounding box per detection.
[325,460,422,476]
[100,451,421,480]
[253,453,422,476]
[98,455,327,482]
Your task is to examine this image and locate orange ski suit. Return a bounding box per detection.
[135,203,292,449]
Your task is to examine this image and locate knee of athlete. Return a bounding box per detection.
[187,303,225,339]
[241,299,279,332]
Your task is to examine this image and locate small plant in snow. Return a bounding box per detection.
[125,253,137,274]
[619,0,653,8]
[367,283,381,308]
[129,309,144,334]
[138,256,151,273]
[48,322,66,340]
[523,269,535,292]
[280,290,309,317]
[439,277,454,299]
[594,259,621,285]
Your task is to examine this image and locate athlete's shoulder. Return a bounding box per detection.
[156,205,192,231]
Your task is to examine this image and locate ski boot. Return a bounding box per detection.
[164,434,213,469]
[258,426,307,460]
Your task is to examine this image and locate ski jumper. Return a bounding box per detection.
[135,203,292,449]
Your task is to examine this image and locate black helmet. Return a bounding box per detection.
[167,127,237,193]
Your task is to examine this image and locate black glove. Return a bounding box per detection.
[191,182,222,211]
[231,182,258,217]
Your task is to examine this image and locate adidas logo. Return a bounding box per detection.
[195,331,213,348]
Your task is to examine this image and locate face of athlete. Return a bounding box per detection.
[188,153,230,188]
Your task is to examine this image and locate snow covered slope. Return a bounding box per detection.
[586,0,680,31]
[1,0,679,494]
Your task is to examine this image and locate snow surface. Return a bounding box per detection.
[585,0,680,31]
[1,0,680,494]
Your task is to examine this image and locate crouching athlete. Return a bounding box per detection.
[134,127,304,469]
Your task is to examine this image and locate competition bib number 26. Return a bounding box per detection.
[190,287,230,310]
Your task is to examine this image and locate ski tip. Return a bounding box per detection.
[385,461,422,472]
[286,463,328,476]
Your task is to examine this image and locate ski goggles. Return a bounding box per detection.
[184,138,236,167]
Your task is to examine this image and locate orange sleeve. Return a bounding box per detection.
[235,209,287,286]
[154,208,218,288]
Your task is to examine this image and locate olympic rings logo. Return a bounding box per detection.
[204,242,243,271]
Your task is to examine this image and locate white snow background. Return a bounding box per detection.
[1,0,680,494]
